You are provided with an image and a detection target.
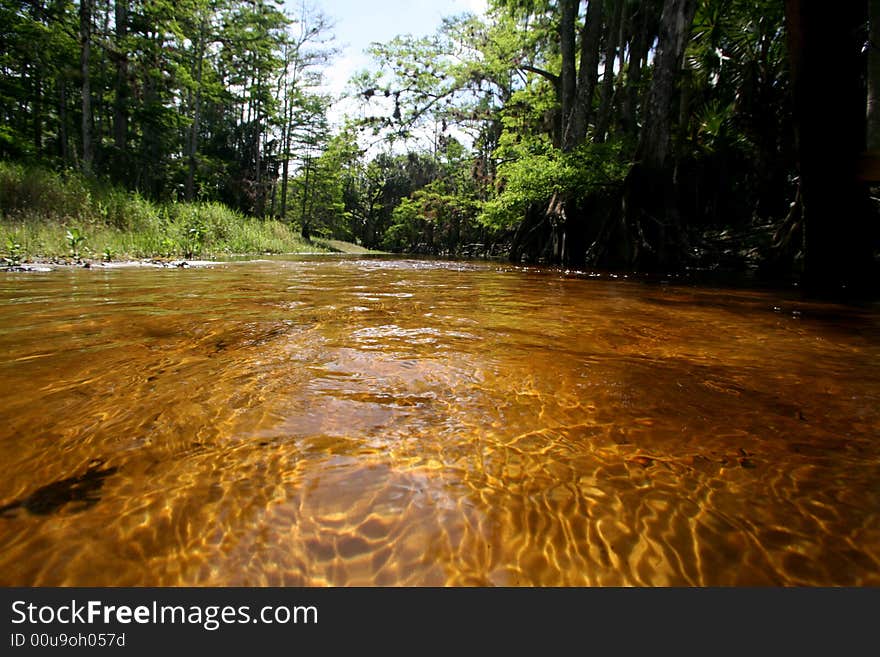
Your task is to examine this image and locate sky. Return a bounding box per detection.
[289,0,488,126]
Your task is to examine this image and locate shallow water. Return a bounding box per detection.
[0,257,878,586]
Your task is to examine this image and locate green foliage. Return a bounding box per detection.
[0,163,91,222]
[481,141,628,230]
[383,180,480,253]
[3,235,23,267]
[685,0,789,159]
[65,228,86,259]
[0,162,327,260]
[355,11,521,143]
[0,0,333,218]
[380,136,489,254]
[158,236,177,258]
[0,0,801,269]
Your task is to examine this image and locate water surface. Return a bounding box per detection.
[1,258,878,585]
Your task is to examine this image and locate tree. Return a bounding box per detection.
[112,0,129,172]
[0,0,77,162]
[180,0,216,201]
[277,2,335,220]
[383,137,484,254]
[79,0,93,173]
[616,0,698,270]
[286,92,329,239]
[494,0,604,152]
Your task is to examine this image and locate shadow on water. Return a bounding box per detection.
[0,460,118,517]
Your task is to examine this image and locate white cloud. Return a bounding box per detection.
[321,51,368,98]
[452,0,488,15]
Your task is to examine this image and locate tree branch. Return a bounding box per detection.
[517,64,560,87]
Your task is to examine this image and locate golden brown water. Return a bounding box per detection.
[0,257,878,586]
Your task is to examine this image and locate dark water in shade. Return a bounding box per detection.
[0,257,878,586]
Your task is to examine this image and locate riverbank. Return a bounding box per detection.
[3,242,381,273]
[0,162,380,265]
[3,258,234,272]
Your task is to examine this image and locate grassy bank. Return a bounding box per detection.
[0,162,334,263]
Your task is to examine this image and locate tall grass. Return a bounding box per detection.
[0,161,325,261]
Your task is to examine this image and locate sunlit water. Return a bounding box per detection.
[0,257,878,586]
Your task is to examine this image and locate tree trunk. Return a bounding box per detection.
[33,75,42,155]
[29,0,45,156]
[95,0,110,159]
[139,33,162,197]
[565,0,603,150]
[621,0,697,270]
[79,0,93,174]
[542,0,604,266]
[280,45,296,220]
[615,0,628,82]
[785,0,875,297]
[637,0,696,171]
[58,79,69,166]
[281,151,290,219]
[558,0,578,150]
[185,18,206,202]
[595,0,624,143]
[621,3,652,136]
[300,150,312,240]
[675,68,693,164]
[253,73,265,217]
[113,0,128,169]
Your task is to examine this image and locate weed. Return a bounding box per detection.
[3,236,23,267]
[66,228,86,260]
[1,161,333,260]
[182,223,206,258]
[159,236,177,258]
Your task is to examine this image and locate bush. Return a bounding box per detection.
[0,161,326,260]
[480,140,628,231]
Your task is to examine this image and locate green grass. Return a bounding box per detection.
[0,161,329,262]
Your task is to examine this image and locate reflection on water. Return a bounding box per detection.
[0,258,878,585]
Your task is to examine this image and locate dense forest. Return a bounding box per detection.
[1,0,877,296]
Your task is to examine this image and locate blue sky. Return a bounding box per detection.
[306,0,488,98]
